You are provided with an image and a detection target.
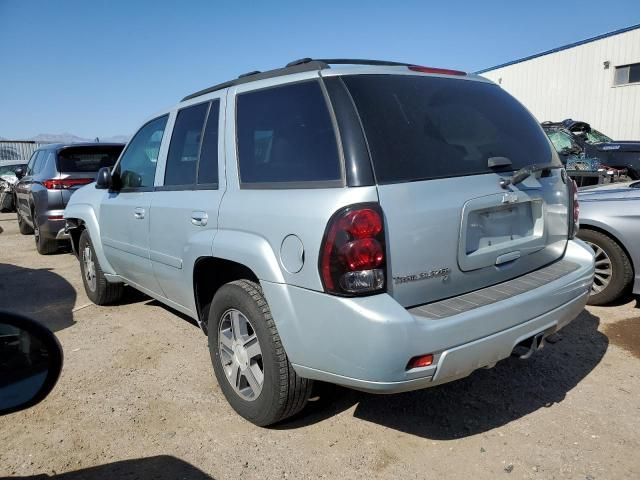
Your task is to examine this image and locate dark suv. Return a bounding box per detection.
[542,119,640,179]
[15,143,124,254]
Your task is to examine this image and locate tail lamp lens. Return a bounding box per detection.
[569,179,579,238]
[42,178,93,190]
[320,204,386,295]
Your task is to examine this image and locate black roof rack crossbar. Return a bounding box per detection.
[181,58,411,102]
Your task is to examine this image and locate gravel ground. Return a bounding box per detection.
[0,211,639,480]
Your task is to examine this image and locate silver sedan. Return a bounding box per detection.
[578,181,640,304]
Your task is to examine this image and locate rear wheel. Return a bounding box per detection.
[208,279,313,426]
[79,230,124,305]
[33,208,59,255]
[578,229,633,305]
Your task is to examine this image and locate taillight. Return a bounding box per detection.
[569,179,579,239]
[408,65,466,76]
[319,203,386,296]
[42,178,93,190]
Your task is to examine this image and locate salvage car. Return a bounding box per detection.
[0,161,27,212]
[577,181,640,305]
[65,58,595,426]
[14,143,124,254]
[542,119,640,179]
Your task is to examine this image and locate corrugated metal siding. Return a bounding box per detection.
[481,28,640,140]
[0,141,49,162]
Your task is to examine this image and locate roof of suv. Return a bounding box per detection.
[181,58,471,102]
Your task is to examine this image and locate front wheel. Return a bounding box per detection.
[578,229,633,305]
[208,279,313,426]
[79,230,124,305]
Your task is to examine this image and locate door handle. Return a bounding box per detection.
[133,207,145,219]
[191,211,208,226]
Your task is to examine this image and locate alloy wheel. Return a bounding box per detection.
[218,308,264,401]
[83,245,97,292]
[585,241,613,295]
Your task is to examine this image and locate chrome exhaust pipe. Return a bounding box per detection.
[512,332,545,359]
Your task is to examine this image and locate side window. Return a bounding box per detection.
[197,100,220,185]
[165,103,209,186]
[25,151,38,175]
[116,115,168,189]
[236,80,341,185]
[32,151,47,175]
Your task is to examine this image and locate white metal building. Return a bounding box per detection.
[479,24,640,140]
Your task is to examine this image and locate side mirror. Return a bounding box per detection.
[14,167,25,179]
[0,312,63,416]
[95,167,112,190]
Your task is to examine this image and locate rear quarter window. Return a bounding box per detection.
[342,75,554,184]
[57,146,124,173]
[236,80,342,186]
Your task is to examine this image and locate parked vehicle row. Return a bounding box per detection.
[13,143,124,254]
[62,58,595,425]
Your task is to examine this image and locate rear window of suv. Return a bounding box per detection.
[342,75,555,184]
[56,146,124,173]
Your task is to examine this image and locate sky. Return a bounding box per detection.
[1,0,638,139]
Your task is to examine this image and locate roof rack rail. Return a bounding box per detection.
[181,57,411,102]
[238,70,261,78]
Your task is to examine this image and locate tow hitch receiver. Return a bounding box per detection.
[512,332,545,360]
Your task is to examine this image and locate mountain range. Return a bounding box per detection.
[0,133,130,144]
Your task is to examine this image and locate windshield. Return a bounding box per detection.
[584,129,612,144]
[56,146,124,173]
[342,75,555,184]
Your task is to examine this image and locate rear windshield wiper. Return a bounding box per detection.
[498,162,562,189]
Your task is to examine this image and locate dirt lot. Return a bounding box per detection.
[0,212,639,480]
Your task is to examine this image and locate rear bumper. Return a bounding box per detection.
[262,240,595,393]
[36,210,69,240]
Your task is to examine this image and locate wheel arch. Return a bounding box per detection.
[578,222,635,275]
[193,256,260,335]
[64,203,116,275]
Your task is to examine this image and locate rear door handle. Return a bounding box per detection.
[133,207,145,219]
[191,211,208,226]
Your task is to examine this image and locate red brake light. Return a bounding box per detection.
[42,178,93,190]
[408,65,466,76]
[320,204,386,295]
[569,179,579,238]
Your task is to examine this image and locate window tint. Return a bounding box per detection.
[56,146,123,173]
[343,75,554,184]
[236,80,341,185]
[117,115,168,189]
[165,103,209,186]
[198,100,220,185]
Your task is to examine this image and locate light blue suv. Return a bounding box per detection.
[64,59,595,426]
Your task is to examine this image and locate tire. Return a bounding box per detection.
[208,279,313,426]
[17,208,33,235]
[79,229,124,305]
[33,208,59,255]
[578,229,633,305]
